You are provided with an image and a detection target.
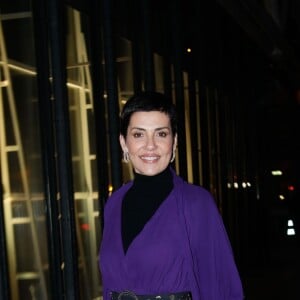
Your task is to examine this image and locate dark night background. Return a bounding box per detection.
[1,0,299,299]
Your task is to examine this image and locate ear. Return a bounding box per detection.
[173,134,178,152]
[119,134,128,152]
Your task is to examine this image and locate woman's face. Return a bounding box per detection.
[120,111,177,176]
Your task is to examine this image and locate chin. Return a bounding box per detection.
[144,171,160,176]
[139,166,165,176]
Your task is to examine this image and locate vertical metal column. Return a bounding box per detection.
[160,8,172,98]
[171,0,188,180]
[198,86,210,190]
[48,1,80,298]
[129,0,143,94]
[141,0,155,91]
[0,174,10,300]
[188,73,200,185]
[0,21,10,300]
[32,0,63,299]
[102,0,122,190]
[89,0,109,213]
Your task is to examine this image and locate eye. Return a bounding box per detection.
[133,131,143,138]
[157,131,168,137]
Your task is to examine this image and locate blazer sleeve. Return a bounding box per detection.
[183,184,244,300]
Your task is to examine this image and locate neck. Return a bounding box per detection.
[133,167,171,186]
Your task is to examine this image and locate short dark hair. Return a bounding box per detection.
[120,91,177,137]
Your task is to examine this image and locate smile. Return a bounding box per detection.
[140,155,160,162]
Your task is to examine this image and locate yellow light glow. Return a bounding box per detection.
[271,170,282,176]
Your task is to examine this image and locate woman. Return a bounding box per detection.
[99,91,244,300]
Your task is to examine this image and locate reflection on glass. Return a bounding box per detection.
[66,7,101,299]
[0,5,49,300]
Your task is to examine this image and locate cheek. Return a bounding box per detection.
[161,143,173,154]
[126,141,140,153]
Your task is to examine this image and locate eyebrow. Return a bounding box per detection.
[129,126,171,132]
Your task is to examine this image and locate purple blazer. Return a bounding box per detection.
[99,169,244,300]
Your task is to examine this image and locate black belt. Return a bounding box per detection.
[110,290,192,300]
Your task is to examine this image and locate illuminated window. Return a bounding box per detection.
[287,228,296,236]
[286,219,296,236]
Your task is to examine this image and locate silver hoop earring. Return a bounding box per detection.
[170,149,176,163]
[123,151,130,163]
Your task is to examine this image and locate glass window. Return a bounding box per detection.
[116,37,135,183]
[65,7,102,298]
[0,4,49,299]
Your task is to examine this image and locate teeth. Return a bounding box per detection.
[141,156,158,161]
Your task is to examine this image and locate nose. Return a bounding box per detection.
[145,135,156,150]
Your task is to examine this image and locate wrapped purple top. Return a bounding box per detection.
[99,169,244,300]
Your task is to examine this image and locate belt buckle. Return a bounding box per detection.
[117,290,138,300]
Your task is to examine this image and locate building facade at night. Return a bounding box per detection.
[0,0,299,299]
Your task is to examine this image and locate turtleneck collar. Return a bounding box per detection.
[132,167,173,189]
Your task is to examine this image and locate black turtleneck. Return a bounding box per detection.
[122,167,173,253]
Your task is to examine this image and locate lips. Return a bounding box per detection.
[140,155,160,162]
